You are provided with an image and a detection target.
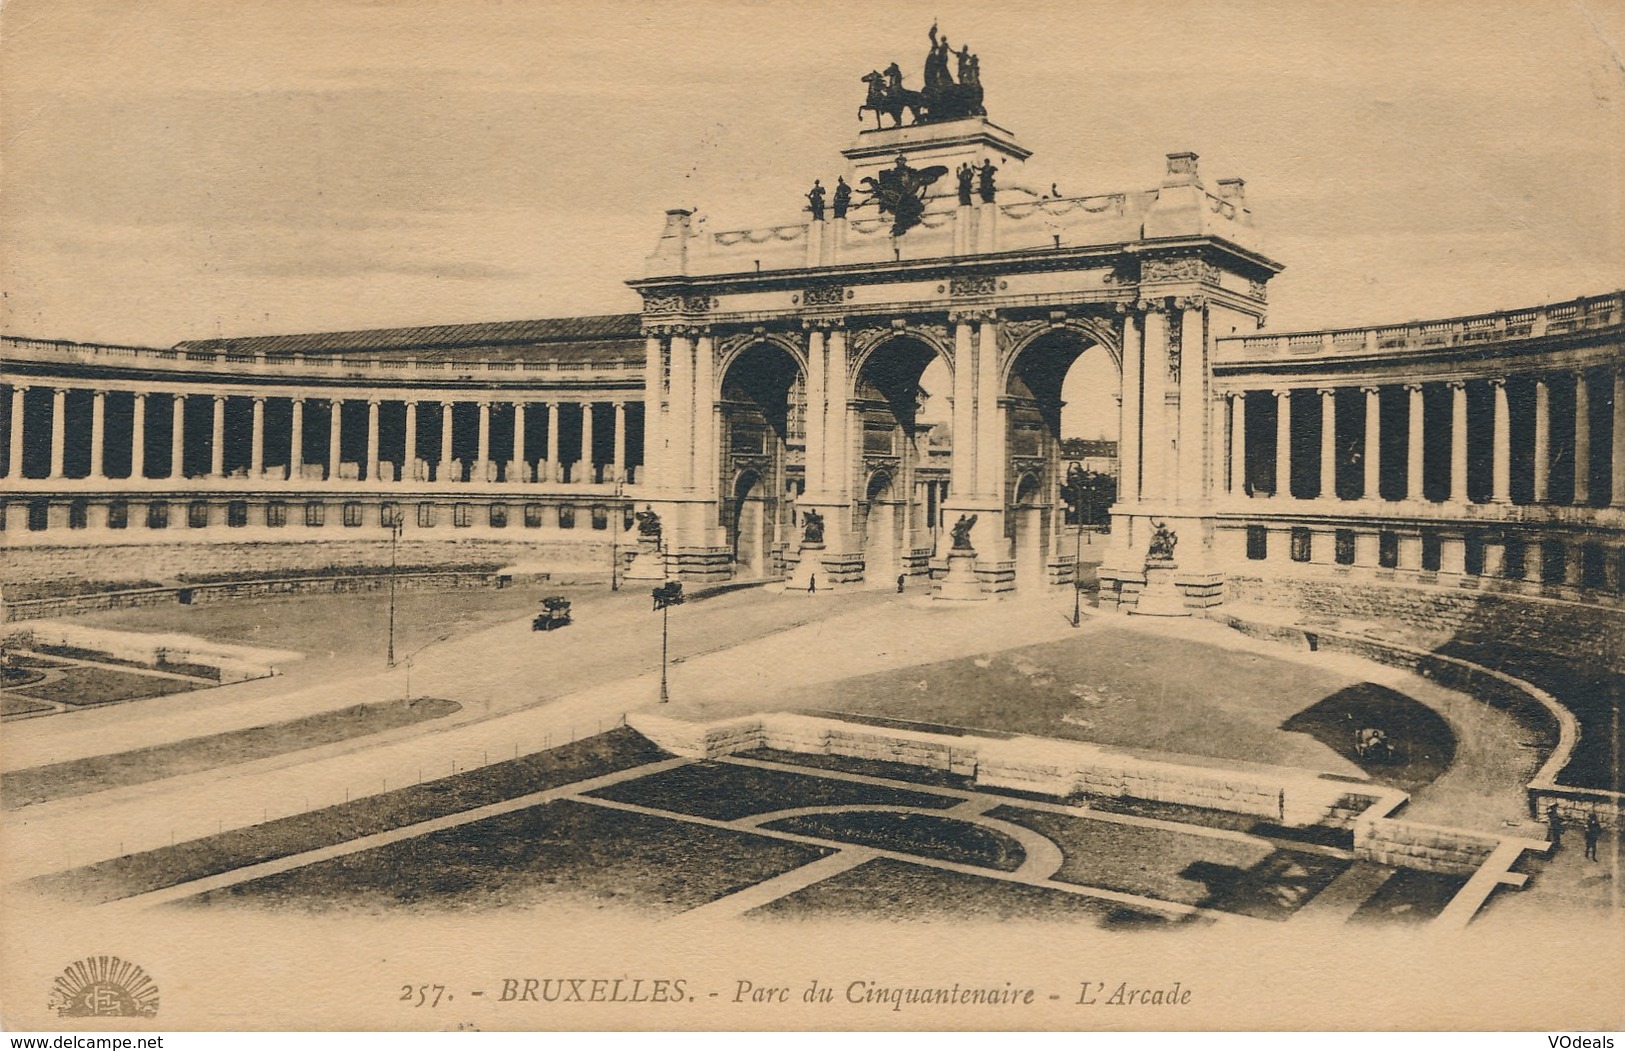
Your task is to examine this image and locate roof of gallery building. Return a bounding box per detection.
[172,313,645,363]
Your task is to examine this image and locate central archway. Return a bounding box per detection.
[718,340,802,579]
[850,333,950,583]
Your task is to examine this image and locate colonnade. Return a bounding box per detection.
[1223,367,1625,507]
[2,386,637,486]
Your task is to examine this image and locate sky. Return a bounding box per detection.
[2,0,1623,349]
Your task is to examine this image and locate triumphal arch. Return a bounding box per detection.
[630,28,1278,599]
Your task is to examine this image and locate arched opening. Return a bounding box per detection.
[852,335,945,581]
[1006,326,1120,588]
[719,342,801,578]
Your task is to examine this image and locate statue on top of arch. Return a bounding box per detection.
[857,23,987,131]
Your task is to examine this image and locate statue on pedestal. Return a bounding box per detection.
[956,163,974,206]
[635,506,662,540]
[950,513,978,552]
[806,179,826,221]
[977,159,998,203]
[1147,520,1178,562]
[832,177,852,219]
[801,508,825,545]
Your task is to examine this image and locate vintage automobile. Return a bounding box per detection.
[532,595,573,632]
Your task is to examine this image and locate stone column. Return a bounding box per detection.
[403,400,417,482]
[1533,376,1551,503]
[1176,299,1206,502]
[1140,306,1168,501]
[642,331,664,489]
[290,399,305,480]
[805,327,828,494]
[250,396,266,478]
[1406,383,1425,501]
[170,393,186,479]
[1362,385,1381,500]
[511,401,526,482]
[1613,368,1625,508]
[825,326,851,502]
[210,394,226,477]
[366,398,381,483]
[1118,313,1142,503]
[1228,391,1246,495]
[1273,388,1292,498]
[580,400,596,484]
[439,401,454,481]
[6,385,24,478]
[49,388,67,479]
[669,333,694,490]
[1491,379,1511,503]
[976,316,1002,500]
[1573,370,1591,505]
[694,332,717,499]
[1449,381,1467,505]
[475,400,490,481]
[327,398,342,482]
[1318,386,1337,500]
[130,392,146,480]
[951,319,976,496]
[612,400,627,483]
[546,401,561,483]
[89,390,106,479]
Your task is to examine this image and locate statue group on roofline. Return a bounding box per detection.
[805,176,853,220]
[858,23,986,130]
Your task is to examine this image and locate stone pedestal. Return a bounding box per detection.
[623,536,666,581]
[786,544,826,593]
[1129,559,1189,617]
[934,550,987,602]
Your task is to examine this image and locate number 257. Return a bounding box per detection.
[401,984,445,1008]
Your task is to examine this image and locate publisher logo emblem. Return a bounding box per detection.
[49,956,160,1018]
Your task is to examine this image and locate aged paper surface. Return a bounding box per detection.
[2,0,1623,1033]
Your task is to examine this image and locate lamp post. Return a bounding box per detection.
[610,479,624,591]
[386,516,403,665]
[1061,461,1086,628]
[651,581,684,704]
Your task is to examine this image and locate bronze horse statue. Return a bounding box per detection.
[859,70,925,129]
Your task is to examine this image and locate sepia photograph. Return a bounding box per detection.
[1,0,1623,1034]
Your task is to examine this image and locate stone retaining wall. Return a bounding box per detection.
[1354,814,1501,876]
[5,570,498,621]
[629,711,1369,828]
[1,538,607,588]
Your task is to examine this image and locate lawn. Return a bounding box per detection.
[2,695,54,718]
[585,760,961,821]
[987,805,1348,920]
[760,812,1026,871]
[748,626,1392,772]
[748,856,1186,927]
[31,727,670,904]
[1348,868,1469,925]
[740,748,976,790]
[182,798,831,915]
[10,666,208,706]
[4,696,462,808]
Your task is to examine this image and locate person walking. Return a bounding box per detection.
[807,574,816,594]
[896,573,906,593]
[1584,813,1602,862]
[1546,804,1564,850]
